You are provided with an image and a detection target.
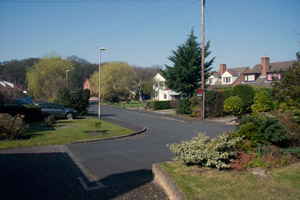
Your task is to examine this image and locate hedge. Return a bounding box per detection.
[0,105,42,122]
[152,101,172,110]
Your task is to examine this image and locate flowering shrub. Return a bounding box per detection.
[0,113,28,139]
[168,133,242,169]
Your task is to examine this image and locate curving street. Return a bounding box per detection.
[65,103,235,199]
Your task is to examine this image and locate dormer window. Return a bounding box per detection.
[267,73,281,81]
[223,77,231,83]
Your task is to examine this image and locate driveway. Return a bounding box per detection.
[66,104,235,198]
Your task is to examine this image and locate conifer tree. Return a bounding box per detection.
[162,29,214,98]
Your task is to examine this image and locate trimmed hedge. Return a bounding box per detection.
[152,101,172,110]
[0,105,41,122]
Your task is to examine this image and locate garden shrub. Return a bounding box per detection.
[177,98,191,114]
[68,89,90,115]
[251,88,273,113]
[233,122,266,148]
[170,99,180,110]
[91,120,102,131]
[168,133,242,169]
[190,96,201,117]
[232,85,255,112]
[219,87,234,99]
[44,115,56,127]
[224,96,244,116]
[0,104,41,122]
[152,101,171,110]
[236,114,292,147]
[0,113,28,140]
[206,90,227,117]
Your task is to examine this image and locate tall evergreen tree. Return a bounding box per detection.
[162,29,214,98]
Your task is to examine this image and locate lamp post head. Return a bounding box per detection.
[66,70,70,72]
[100,47,106,51]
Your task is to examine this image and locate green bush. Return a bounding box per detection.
[177,98,191,114]
[190,96,201,117]
[206,90,227,117]
[0,104,41,122]
[55,87,71,106]
[233,122,266,148]
[236,114,292,147]
[168,133,242,169]
[68,89,90,115]
[152,100,171,110]
[232,85,255,112]
[251,88,273,113]
[0,113,28,140]
[224,96,244,116]
[219,87,234,99]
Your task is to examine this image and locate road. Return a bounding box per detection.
[66,104,235,199]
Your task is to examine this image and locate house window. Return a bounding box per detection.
[244,74,255,82]
[267,73,282,81]
[209,78,214,84]
[223,77,231,83]
[164,94,167,99]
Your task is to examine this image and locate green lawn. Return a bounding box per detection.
[107,101,148,109]
[159,162,300,200]
[0,117,134,150]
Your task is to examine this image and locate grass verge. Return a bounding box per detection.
[107,101,148,109]
[0,117,134,150]
[159,162,300,200]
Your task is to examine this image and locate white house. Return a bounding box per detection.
[153,72,180,101]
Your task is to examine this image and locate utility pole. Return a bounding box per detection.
[201,0,205,120]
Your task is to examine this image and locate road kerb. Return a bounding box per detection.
[65,127,147,145]
[152,163,185,200]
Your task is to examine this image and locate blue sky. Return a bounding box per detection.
[0,0,299,71]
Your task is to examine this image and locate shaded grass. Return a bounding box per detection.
[159,162,300,200]
[0,117,134,150]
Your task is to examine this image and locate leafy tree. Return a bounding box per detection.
[26,54,74,101]
[67,56,98,90]
[90,62,137,102]
[272,60,300,108]
[2,58,40,85]
[162,29,214,98]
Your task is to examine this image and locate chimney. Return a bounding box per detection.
[219,64,226,75]
[261,56,269,76]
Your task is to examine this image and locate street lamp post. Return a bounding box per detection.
[98,47,106,119]
[66,69,70,89]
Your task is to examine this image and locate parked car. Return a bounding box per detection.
[142,94,151,101]
[35,103,78,119]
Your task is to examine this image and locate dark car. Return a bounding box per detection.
[35,103,78,119]
[142,94,151,101]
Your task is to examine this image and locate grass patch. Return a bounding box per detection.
[107,101,148,109]
[0,117,134,150]
[159,162,300,200]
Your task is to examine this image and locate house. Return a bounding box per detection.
[207,64,250,89]
[153,72,180,101]
[0,75,22,92]
[242,56,297,87]
[83,79,92,94]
